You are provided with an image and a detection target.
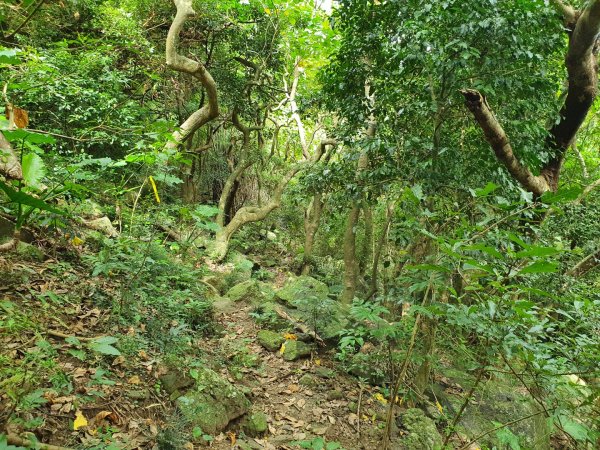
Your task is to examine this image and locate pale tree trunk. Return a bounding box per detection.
[367,202,394,298]
[462,0,600,196]
[165,0,219,151]
[213,166,302,261]
[359,205,373,277]
[301,193,323,275]
[300,139,337,275]
[341,83,376,304]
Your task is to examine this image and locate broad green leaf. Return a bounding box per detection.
[22,153,46,189]
[88,342,121,356]
[558,417,589,441]
[87,336,120,355]
[464,244,504,259]
[541,186,582,204]
[519,261,558,274]
[515,246,560,258]
[470,182,498,197]
[0,180,64,215]
[3,129,56,144]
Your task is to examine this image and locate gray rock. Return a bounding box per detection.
[242,411,268,437]
[16,241,44,261]
[257,330,285,352]
[276,275,329,307]
[159,370,194,395]
[298,374,318,387]
[175,367,250,435]
[281,340,313,361]
[393,408,442,450]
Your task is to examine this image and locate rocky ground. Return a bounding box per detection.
[1,247,544,450]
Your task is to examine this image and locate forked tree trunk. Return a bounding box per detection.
[301,192,324,275]
[165,0,219,150]
[462,0,600,196]
[341,95,376,304]
[213,166,302,261]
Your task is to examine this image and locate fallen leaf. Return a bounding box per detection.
[227,431,236,446]
[128,375,141,384]
[279,342,286,355]
[436,401,443,414]
[74,410,88,430]
[283,333,297,340]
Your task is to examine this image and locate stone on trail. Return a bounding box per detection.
[257,330,285,352]
[175,367,250,435]
[281,339,313,361]
[276,275,329,307]
[392,408,442,450]
[241,410,268,437]
[226,280,274,304]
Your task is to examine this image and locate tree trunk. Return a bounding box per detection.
[301,192,324,275]
[165,0,219,150]
[367,203,393,298]
[212,165,302,261]
[461,0,600,196]
[341,94,375,303]
[359,205,373,277]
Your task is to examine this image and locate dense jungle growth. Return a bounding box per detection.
[0,0,599,449]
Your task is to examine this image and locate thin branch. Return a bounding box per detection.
[5,0,46,39]
[550,0,577,24]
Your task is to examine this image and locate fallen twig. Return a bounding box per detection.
[273,306,325,345]
[46,330,104,342]
[6,433,75,450]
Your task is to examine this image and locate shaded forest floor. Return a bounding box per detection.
[1,243,561,450]
[1,251,390,450]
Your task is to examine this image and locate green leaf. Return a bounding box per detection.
[0,48,21,65]
[407,263,450,272]
[541,186,582,204]
[470,182,498,197]
[88,342,121,356]
[464,244,504,259]
[3,129,56,144]
[87,336,120,355]
[519,261,558,274]
[515,246,560,258]
[558,417,589,441]
[0,180,65,215]
[22,153,46,189]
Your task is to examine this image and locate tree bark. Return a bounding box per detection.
[367,202,394,298]
[462,0,600,196]
[213,165,303,261]
[165,0,219,150]
[0,131,22,180]
[341,86,376,303]
[301,192,324,275]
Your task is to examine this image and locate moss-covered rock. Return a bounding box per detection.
[175,367,250,435]
[281,340,313,361]
[276,275,329,307]
[299,374,318,387]
[16,241,44,261]
[257,330,285,352]
[393,408,442,450]
[226,280,263,303]
[242,411,268,437]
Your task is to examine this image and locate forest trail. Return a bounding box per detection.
[204,302,381,450]
[1,256,387,450]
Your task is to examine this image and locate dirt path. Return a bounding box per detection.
[206,303,384,450]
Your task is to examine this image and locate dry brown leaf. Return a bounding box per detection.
[128,375,141,384]
[13,108,29,129]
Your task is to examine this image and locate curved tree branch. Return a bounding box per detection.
[461,89,551,196]
[165,0,219,150]
[461,0,600,196]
